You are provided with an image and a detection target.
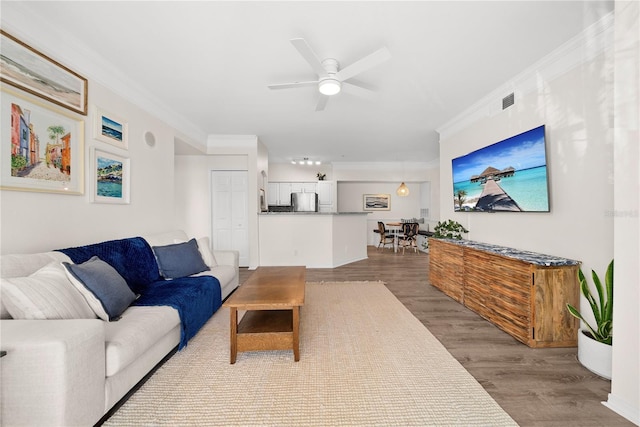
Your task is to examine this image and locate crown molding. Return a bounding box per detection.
[0,3,207,145]
[437,11,614,141]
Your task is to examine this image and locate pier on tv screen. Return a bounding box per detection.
[451,125,550,213]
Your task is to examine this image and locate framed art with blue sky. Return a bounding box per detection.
[93,106,128,150]
[1,87,84,195]
[91,147,130,204]
[0,30,88,116]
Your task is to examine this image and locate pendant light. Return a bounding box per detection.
[397,161,409,196]
[396,182,410,196]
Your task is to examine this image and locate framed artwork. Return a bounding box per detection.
[363,194,391,211]
[93,106,128,149]
[0,30,88,115]
[1,87,84,194]
[91,148,130,204]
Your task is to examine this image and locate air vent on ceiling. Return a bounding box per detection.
[502,92,515,110]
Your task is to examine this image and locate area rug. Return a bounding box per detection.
[104,281,517,426]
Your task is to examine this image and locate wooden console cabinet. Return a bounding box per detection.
[429,238,580,348]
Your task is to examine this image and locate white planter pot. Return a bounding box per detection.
[577,330,612,380]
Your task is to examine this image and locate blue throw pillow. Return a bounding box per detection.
[152,238,209,279]
[63,256,137,321]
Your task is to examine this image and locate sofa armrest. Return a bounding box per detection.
[0,319,106,426]
[213,250,239,269]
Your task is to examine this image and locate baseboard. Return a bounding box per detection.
[603,394,640,425]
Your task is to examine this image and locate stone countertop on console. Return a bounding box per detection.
[260,212,369,215]
[432,238,580,267]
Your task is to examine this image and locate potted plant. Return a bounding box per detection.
[433,219,469,240]
[566,260,613,379]
[423,219,468,251]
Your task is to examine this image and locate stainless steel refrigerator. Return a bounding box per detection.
[291,192,319,212]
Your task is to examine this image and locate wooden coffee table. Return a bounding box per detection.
[222,266,305,364]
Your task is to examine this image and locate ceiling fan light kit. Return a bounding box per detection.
[268,38,390,111]
[319,78,341,96]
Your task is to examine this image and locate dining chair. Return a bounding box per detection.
[377,221,395,251]
[397,222,419,254]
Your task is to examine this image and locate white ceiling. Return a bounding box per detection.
[5,1,613,164]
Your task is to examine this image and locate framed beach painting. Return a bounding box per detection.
[91,148,130,204]
[1,87,84,194]
[93,106,128,149]
[0,30,88,115]
[363,194,391,211]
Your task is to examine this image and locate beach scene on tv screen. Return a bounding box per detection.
[452,125,549,212]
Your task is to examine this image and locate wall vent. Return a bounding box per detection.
[502,92,515,110]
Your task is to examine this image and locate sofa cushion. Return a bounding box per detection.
[0,262,96,320]
[56,237,162,294]
[63,257,137,321]
[194,265,236,288]
[152,239,208,279]
[195,237,218,268]
[104,305,180,377]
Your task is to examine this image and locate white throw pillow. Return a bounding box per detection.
[173,236,217,268]
[196,237,218,268]
[0,262,96,320]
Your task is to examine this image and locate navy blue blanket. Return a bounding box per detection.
[56,237,221,349]
[134,276,221,349]
[56,237,161,294]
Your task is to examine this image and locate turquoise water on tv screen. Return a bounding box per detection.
[453,166,549,212]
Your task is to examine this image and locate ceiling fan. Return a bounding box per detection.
[268,38,391,111]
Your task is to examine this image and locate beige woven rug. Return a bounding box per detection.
[104,281,517,426]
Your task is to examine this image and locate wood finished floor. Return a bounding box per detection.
[239,246,633,427]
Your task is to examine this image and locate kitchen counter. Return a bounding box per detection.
[259,212,368,268]
[261,212,368,215]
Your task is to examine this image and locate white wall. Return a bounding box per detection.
[268,163,332,182]
[174,155,248,237]
[1,81,180,254]
[438,25,613,278]
[438,11,639,424]
[174,136,268,269]
[605,1,639,424]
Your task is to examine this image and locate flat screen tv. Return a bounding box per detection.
[451,125,550,212]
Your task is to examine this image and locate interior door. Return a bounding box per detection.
[211,171,249,267]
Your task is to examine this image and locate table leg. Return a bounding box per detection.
[292,306,300,361]
[229,307,238,364]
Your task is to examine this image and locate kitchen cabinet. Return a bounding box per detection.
[429,238,580,348]
[267,182,292,205]
[317,181,336,212]
[290,182,317,193]
[268,182,319,206]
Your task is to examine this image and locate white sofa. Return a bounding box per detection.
[0,230,239,426]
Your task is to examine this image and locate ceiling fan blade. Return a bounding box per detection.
[268,81,318,90]
[335,46,391,82]
[315,95,329,111]
[290,38,327,77]
[342,80,376,100]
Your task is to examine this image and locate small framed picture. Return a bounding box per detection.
[91,148,130,204]
[363,194,391,211]
[93,106,128,149]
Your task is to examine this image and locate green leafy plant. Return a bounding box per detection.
[433,219,469,240]
[566,260,614,345]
